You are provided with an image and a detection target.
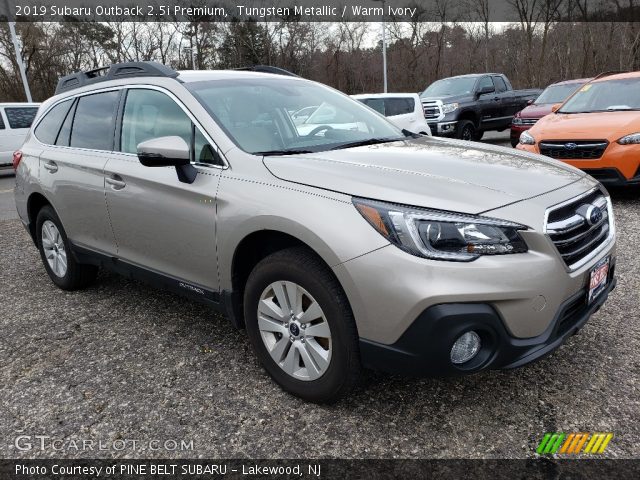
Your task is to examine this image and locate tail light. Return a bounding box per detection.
[12,151,23,170]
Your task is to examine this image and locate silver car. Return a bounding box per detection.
[14,62,616,403]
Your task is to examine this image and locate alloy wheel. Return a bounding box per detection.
[257,281,332,381]
[41,220,67,277]
[462,125,474,140]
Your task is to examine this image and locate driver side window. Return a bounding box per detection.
[120,89,223,166]
[477,76,494,93]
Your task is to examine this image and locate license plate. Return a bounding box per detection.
[588,256,610,304]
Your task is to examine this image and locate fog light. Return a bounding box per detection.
[450,331,481,364]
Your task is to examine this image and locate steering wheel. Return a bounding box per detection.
[307,125,334,137]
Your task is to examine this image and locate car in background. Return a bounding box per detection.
[420,74,541,140]
[290,105,319,125]
[517,71,640,186]
[352,93,431,135]
[510,78,591,147]
[0,103,40,172]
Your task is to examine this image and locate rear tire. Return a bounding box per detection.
[457,120,476,141]
[243,247,361,403]
[36,205,98,290]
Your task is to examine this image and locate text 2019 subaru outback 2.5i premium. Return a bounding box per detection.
[14,62,616,403]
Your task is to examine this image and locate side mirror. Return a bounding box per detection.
[137,136,197,184]
[477,85,495,96]
[527,99,534,105]
[551,103,562,113]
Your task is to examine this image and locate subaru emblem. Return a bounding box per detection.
[585,205,603,226]
[564,142,578,150]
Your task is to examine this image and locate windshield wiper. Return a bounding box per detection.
[329,137,403,151]
[256,149,315,156]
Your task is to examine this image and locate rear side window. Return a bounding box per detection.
[493,76,508,93]
[55,101,76,147]
[0,111,5,129]
[34,100,73,145]
[5,107,38,129]
[384,97,415,116]
[70,91,119,151]
[361,98,385,115]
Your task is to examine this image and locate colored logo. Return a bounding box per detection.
[564,142,578,150]
[536,432,613,455]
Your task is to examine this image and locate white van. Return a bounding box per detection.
[352,93,431,135]
[1,103,40,171]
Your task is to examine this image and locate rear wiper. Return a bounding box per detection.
[329,137,402,150]
[256,149,315,156]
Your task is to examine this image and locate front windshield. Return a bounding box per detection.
[535,83,584,104]
[420,77,477,97]
[559,78,640,113]
[186,77,403,155]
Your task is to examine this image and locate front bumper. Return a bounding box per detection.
[359,272,615,376]
[518,142,640,185]
[428,121,458,136]
[510,124,533,141]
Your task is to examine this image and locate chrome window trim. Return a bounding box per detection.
[31,84,229,170]
[543,186,615,272]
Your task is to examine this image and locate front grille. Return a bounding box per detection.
[539,140,608,159]
[422,100,442,121]
[545,189,611,269]
[520,118,538,125]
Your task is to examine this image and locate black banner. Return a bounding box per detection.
[1,0,640,22]
[1,459,640,479]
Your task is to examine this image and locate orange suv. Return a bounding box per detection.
[517,72,640,186]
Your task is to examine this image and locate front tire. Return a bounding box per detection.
[36,205,98,290]
[243,247,361,403]
[457,120,476,141]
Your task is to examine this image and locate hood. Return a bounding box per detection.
[263,136,585,214]
[532,111,640,140]
[518,103,554,119]
[420,93,473,104]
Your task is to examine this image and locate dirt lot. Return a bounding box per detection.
[0,173,638,460]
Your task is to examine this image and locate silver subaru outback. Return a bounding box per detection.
[14,62,616,402]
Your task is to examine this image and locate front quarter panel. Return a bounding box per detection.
[215,151,390,292]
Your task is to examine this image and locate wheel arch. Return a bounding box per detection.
[225,227,344,329]
[458,109,479,127]
[26,192,54,244]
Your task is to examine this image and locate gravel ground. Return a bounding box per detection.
[0,185,638,460]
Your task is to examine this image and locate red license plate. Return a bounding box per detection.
[588,256,610,304]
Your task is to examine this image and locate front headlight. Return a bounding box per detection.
[442,102,459,114]
[353,198,528,261]
[617,133,640,145]
[512,116,523,125]
[519,131,535,145]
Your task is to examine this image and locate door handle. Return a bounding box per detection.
[105,175,126,190]
[43,161,58,173]
[493,96,500,101]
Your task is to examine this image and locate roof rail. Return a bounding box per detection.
[234,65,299,77]
[55,61,179,95]
[592,70,628,80]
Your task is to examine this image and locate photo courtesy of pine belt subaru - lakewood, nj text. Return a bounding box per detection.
[14,62,616,403]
